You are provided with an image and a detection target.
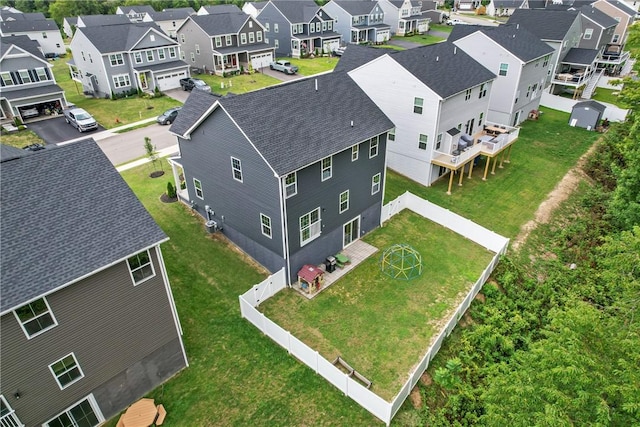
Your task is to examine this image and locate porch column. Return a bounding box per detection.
[499,151,506,169]
[458,167,464,186]
[447,169,454,195]
[483,157,491,180]
[491,157,498,175]
[505,145,513,163]
[468,158,475,178]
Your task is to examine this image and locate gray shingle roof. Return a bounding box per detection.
[201,4,242,14]
[190,13,251,36]
[0,144,27,162]
[449,24,554,62]
[391,42,496,98]
[0,11,46,21]
[0,34,43,59]
[149,9,194,21]
[1,84,64,100]
[332,1,378,15]
[605,0,637,16]
[493,0,525,7]
[561,47,599,64]
[573,99,606,112]
[1,18,59,32]
[271,0,321,23]
[171,72,394,176]
[119,5,156,14]
[0,141,167,314]
[77,14,131,27]
[76,22,163,53]
[579,5,619,28]
[507,9,580,41]
[334,44,396,72]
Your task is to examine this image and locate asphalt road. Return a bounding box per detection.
[27,115,106,144]
[95,122,178,166]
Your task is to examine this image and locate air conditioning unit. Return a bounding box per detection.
[205,220,218,233]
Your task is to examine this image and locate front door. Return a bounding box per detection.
[343,216,360,247]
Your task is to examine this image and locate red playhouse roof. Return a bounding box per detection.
[297,264,323,283]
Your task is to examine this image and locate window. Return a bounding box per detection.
[413,97,423,114]
[322,21,327,31]
[292,24,298,34]
[300,208,321,245]
[18,70,31,83]
[193,178,203,199]
[531,83,538,98]
[180,33,185,43]
[14,297,57,338]
[436,133,443,150]
[339,190,349,213]
[526,84,531,98]
[328,21,333,30]
[265,22,270,31]
[418,134,428,150]
[274,23,279,33]
[274,39,279,49]
[249,20,253,28]
[49,353,84,389]
[112,74,131,88]
[215,37,222,48]
[190,52,195,62]
[257,31,263,42]
[371,173,381,195]
[285,172,297,197]
[231,157,243,182]
[168,47,177,58]
[127,250,154,285]
[543,55,549,67]
[36,67,49,81]
[195,44,200,55]
[181,51,185,60]
[226,35,232,45]
[241,33,247,44]
[369,137,379,158]
[134,52,142,63]
[0,72,14,85]
[42,31,48,38]
[1,396,23,427]
[479,83,487,98]
[388,129,395,141]
[465,89,472,100]
[499,63,508,76]
[109,53,124,66]
[146,50,154,61]
[321,156,332,181]
[157,49,165,60]
[351,144,359,161]
[260,214,272,238]
[45,396,100,427]
[612,34,620,43]
[478,112,484,127]
[249,32,255,43]
[583,28,593,40]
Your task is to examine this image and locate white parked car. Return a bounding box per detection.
[63,107,98,132]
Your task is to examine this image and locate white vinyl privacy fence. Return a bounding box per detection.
[239,192,509,425]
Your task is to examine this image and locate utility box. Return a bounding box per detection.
[205,220,218,233]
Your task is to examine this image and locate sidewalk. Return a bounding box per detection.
[116,144,178,172]
[59,117,158,146]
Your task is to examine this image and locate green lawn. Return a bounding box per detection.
[430,24,453,34]
[52,57,182,129]
[285,56,339,76]
[392,34,446,45]
[0,129,44,148]
[384,107,601,239]
[591,87,630,108]
[260,210,494,400]
[194,72,281,96]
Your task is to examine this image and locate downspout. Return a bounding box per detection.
[278,174,292,286]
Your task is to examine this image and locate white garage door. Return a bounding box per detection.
[376,30,390,43]
[156,70,187,91]
[250,52,273,70]
[323,39,340,53]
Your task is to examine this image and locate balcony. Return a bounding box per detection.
[552,68,592,86]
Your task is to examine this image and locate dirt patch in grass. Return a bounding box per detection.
[409,387,423,408]
[512,142,598,250]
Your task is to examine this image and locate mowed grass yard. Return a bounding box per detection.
[260,210,494,400]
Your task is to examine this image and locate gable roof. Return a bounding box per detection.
[561,47,599,64]
[507,9,580,41]
[0,144,27,162]
[0,11,46,21]
[246,1,269,11]
[391,42,496,98]
[271,0,321,23]
[201,4,242,14]
[0,18,59,33]
[602,0,637,16]
[334,44,396,72]
[573,99,607,112]
[0,141,168,314]
[148,8,195,21]
[77,14,132,27]
[76,22,165,53]
[331,1,378,15]
[493,0,525,7]
[449,24,554,62]
[171,72,394,176]
[578,5,619,28]
[119,5,156,14]
[189,13,252,36]
[1,34,44,60]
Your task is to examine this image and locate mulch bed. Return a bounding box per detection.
[160,193,177,203]
[150,171,165,178]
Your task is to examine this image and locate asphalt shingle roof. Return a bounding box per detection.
[271,0,320,23]
[1,84,64,100]
[332,1,377,15]
[493,0,525,7]
[190,13,250,36]
[507,9,580,41]
[171,72,394,176]
[0,34,43,59]
[77,14,131,27]
[449,24,554,62]
[573,99,606,112]
[0,18,59,32]
[391,42,496,98]
[201,4,242,14]
[562,47,599,64]
[334,44,396,72]
[605,0,637,16]
[0,141,167,313]
[77,22,162,53]
[579,5,619,28]
[149,9,194,21]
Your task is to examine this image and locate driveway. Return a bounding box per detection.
[260,67,305,82]
[27,115,105,144]
[164,88,190,103]
[387,39,423,49]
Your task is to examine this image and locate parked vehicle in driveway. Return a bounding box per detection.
[447,18,468,25]
[179,77,211,92]
[20,106,40,119]
[62,107,98,132]
[269,60,298,75]
[157,107,182,125]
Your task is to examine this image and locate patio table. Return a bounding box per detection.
[121,398,157,427]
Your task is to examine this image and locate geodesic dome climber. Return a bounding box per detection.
[380,244,423,280]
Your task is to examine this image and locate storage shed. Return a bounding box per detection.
[569,100,606,131]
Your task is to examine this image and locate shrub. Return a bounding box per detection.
[167,182,177,198]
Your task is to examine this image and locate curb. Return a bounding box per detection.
[116,145,178,172]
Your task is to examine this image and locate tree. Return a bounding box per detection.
[143,136,163,176]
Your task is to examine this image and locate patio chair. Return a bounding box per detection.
[155,404,167,426]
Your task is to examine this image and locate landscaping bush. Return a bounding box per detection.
[167,182,177,199]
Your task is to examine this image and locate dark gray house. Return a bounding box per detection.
[0,141,187,426]
[177,13,275,74]
[168,72,394,283]
[569,99,606,130]
[256,0,341,58]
